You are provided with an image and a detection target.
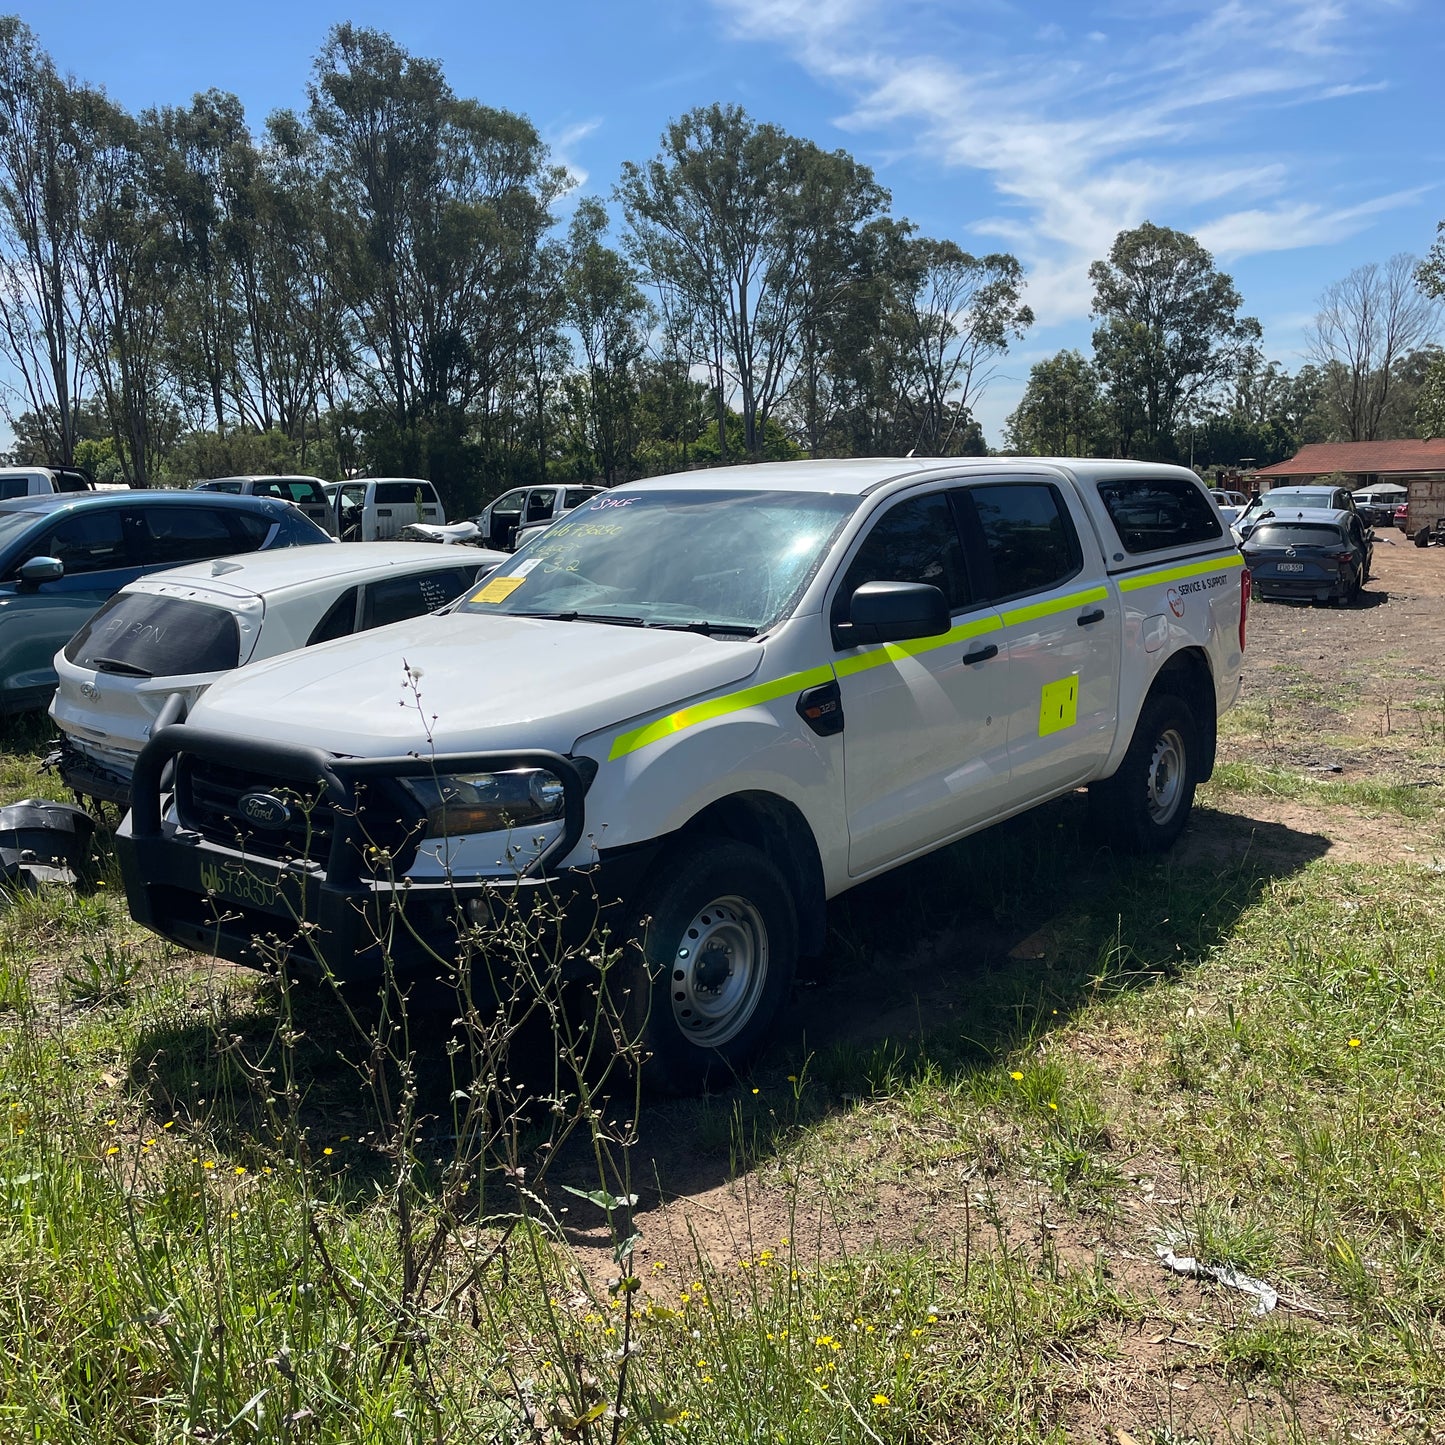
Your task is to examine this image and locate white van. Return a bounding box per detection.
[0,466,98,499]
[332,478,446,541]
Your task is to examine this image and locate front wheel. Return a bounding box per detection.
[1089,693,1198,854]
[620,837,797,1095]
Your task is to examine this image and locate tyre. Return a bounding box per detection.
[619,836,797,1095]
[1089,692,1198,854]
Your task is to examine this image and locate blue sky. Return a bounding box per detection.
[16,0,1441,446]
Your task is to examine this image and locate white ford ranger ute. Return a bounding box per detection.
[118,458,1248,1092]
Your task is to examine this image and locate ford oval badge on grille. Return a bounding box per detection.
[238,791,291,831]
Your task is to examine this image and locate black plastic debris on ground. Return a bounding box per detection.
[0,798,96,890]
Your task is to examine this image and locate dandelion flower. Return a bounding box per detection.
[1010,1071,1024,1081]
[322,1147,333,1156]
[872,1394,890,1407]
[1348,1038,1361,1048]
[202,1160,216,1169]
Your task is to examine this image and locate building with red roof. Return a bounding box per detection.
[1252,439,1445,537]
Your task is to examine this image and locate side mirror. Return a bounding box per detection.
[18,555,63,586]
[848,580,950,643]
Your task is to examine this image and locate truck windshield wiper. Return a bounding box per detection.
[91,657,153,677]
[648,620,760,637]
[510,610,644,627]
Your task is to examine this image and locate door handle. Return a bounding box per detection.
[962,644,998,666]
[1076,609,1106,626]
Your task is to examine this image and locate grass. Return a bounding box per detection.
[4,687,1445,1440]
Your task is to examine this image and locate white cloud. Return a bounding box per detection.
[544,116,603,196]
[712,0,1412,332]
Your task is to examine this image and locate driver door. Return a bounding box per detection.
[831,489,1010,877]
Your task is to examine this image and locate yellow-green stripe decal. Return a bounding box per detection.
[1001,585,1109,628]
[834,614,1002,678]
[1116,553,1243,593]
[608,664,835,760]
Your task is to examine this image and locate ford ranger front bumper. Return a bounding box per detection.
[117,725,646,982]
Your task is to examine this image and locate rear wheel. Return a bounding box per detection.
[619,837,797,1095]
[1089,692,1198,854]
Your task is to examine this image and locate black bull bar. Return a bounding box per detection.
[118,724,596,977]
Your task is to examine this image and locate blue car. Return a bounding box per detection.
[0,490,334,714]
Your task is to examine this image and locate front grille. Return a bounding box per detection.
[176,757,424,873]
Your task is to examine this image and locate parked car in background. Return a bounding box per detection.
[475,484,602,550]
[0,491,333,714]
[0,466,100,499]
[192,476,337,536]
[1396,501,1410,530]
[50,542,504,805]
[1210,488,1246,509]
[1242,508,1372,605]
[1236,485,1360,539]
[330,478,446,541]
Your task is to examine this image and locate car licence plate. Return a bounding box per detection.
[1276,562,1305,572]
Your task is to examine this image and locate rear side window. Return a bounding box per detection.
[64,593,241,675]
[54,473,90,493]
[374,481,437,506]
[307,587,360,645]
[0,478,29,500]
[361,568,474,630]
[564,489,595,509]
[255,479,326,506]
[137,507,243,566]
[196,480,243,494]
[227,511,274,550]
[264,508,330,548]
[967,483,1081,599]
[832,493,970,641]
[1096,476,1222,555]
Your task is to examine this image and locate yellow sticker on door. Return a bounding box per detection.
[1038,675,1079,737]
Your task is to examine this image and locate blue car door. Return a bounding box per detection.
[0,506,142,709]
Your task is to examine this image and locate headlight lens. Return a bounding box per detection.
[403,768,566,838]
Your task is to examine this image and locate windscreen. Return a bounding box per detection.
[64,593,242,676]
[458,489,860,631]
[1250,523,1346,548]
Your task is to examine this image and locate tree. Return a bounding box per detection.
[308,24,566,498]
[885,237,1031,455]
[1308,255,1437,441]
[563,198,649,482]
[619,103,887,460]
[1089,222,1260,460]
[1005,350,1106,456]
[0,18,88,464]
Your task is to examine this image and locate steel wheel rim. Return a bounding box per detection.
[1146,726,1186,826]
[669,894,768,1048]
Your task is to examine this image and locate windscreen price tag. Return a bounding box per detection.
[471,574,527,604]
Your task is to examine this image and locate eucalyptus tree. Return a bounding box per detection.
[1308,255,1437,442]
[1089,222,1260,460]
[0,18,88,464]
[307,24,567,487]
[1004,350,1107,456]
[884,236,1032,454]
[619,103,887,461]
[70,90,180,485]
[563,198,650,482]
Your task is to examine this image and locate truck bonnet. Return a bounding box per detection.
[182,610,766,758]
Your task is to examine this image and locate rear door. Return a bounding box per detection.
[366,481,442,540]
[485,490,526,549]
[832,487,1011,876]
[959,479,1119,798]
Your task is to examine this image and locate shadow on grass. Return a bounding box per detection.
[124,789,1331,1215]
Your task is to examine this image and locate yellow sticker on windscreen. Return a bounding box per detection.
[1038,675,1079,736]
[471,575,526,604]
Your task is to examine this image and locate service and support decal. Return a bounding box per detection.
[1038,674,1079,737]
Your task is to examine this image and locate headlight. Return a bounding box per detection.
[402,768,566,838]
